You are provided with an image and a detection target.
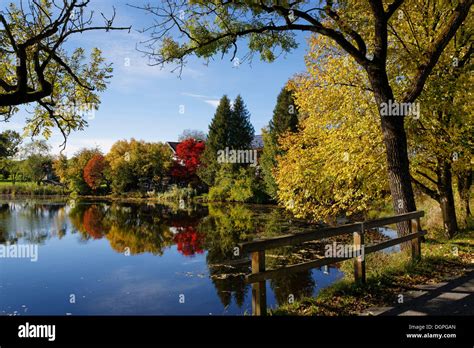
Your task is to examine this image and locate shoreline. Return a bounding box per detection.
[0,193,279,207]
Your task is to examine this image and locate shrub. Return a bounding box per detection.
[208,166,269,203]
[155,185,197,202]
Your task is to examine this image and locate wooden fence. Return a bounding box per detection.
[238,211,426,316]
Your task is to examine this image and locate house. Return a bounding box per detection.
[166,135,264,155]
[166,141,180,155]
[251,135,264,151]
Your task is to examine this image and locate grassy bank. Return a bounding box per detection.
[77,185,204,204]
[0,181,203,204]
[272,195,474,316]
[0,181,69,196]
[273,229,473,315]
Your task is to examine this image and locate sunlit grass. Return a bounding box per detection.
[285,194,474,316]
[272,219,473,316]
[0,181,68,196]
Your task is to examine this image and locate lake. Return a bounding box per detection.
[0,198,392,315]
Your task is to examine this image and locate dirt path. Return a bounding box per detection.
[361,269,474,316]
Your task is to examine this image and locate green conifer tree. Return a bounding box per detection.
[261,87,299,199]
[230,95,255,150]
[198,95,233,186]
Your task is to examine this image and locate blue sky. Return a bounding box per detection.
[4,0,310,157]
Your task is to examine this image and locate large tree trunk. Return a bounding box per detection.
[438,160,458,238]
[368,68,417,236]
[380,116,417,236]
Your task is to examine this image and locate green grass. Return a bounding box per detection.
[0,181,69,196]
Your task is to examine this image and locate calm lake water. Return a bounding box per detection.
[0,198,393,316]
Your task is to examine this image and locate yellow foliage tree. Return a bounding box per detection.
[276,36,389,222]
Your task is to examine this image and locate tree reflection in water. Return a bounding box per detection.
[0,201,66,244]
[67,201,322,310]
[0,199,351,312]
[172,225,205,256]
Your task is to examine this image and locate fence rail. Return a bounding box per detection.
[238,211,426,316]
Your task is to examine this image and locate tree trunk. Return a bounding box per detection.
[457,169,472,223]
[368,68,417,237]
[438,160,458,238]
[380,116,417,236]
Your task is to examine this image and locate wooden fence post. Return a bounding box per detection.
[251,250,267,316]
[353,223,366,284]
[411,218,422,261]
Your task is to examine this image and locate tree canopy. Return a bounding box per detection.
[261,86,299,199]
[136,0,472,235]
[199,94,255,186]
[0,0,130,146]
[0,129,21,158]
[277,36,388,221]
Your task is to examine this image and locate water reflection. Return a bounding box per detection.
[0,199,352,315]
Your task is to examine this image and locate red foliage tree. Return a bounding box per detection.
[83,154,108,191]
[171,138,205,179]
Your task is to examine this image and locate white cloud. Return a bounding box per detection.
[204,100,220,108]
[182,93,213,99]
[182,92,220,108]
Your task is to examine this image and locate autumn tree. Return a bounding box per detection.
[83,154,110,192]
[136,0,472,235]
[277,6,472,235]
[106,139,173,193]
[52,154,69,185]
[261,86,299,199]
[407,42,472,236]
[171,138,205,181]
[0,0,129,145]
[66,148,102,194]
[385,2,473,237]
[277,36,388,221]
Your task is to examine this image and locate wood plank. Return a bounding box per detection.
[251,251,267,316]
[239,211,425,253]
[246,230,427,283]
[411,218,422,261]
[246,257,351,283]
[353,226,366,283]
[239,222,362,254]
[365,231,427,254]
[363,211,424,229]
